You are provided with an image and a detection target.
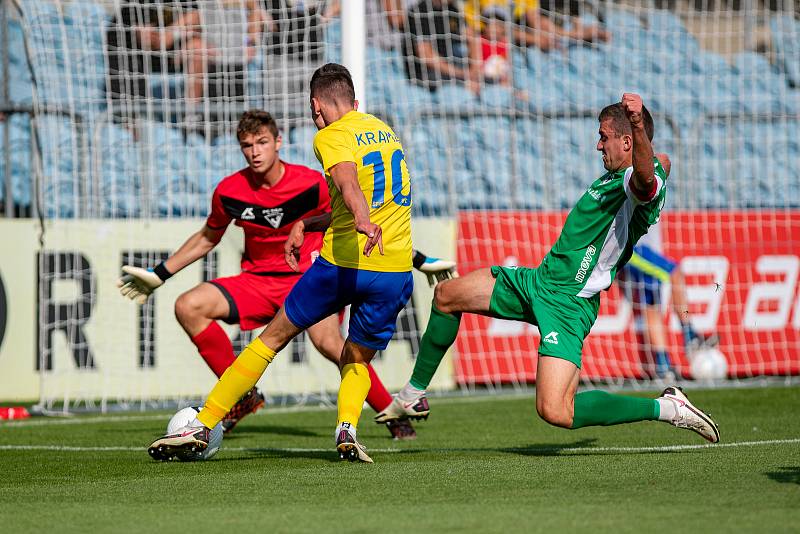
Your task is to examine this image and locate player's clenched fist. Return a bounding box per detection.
[116,265,165,304]
[621,93,644,127]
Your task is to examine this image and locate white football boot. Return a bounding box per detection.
[659,386,720,443]
[335,423,373,463]
[148,424,210,461]
[374,394,430,423]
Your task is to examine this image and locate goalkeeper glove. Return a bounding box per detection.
[116,263,172,304]
[413,250,458,287]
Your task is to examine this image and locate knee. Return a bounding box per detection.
[314,338,342,364]
[536,397,573,429]
[174,291,205,323]
[433,280,456,313]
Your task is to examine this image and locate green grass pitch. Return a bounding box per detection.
[2,386,799,533]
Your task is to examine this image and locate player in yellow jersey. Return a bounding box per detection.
[148,63,414,463]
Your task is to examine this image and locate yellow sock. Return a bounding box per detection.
[196,338,276,428]
[336,363,371,429]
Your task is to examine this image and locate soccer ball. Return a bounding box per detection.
[690,347,729,380]
[166,406,223,461]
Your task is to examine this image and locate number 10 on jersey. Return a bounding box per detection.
[362,149,412,209]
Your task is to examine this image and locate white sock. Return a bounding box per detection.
[657,398,678,422]
[397,383,426,403]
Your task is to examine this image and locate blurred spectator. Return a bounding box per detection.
[261,1,327,116]
[106,0,271,128]
[479,7,511,84]
[464,0,609,52]
[403,0,481,93]
[183,1,271,114]
[106,1,197,104]
[325,1,414,51]
[265,1,326,61]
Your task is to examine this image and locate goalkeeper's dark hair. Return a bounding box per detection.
[598,102,654,141]
[237,110,279,140]
[310,63,355,105]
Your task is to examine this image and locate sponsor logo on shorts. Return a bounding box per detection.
[543,331,559,344]
[574,245,597,283]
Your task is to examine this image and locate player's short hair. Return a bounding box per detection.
[237,110,279,140]
[598,102,655,141]
[310,63,356,105]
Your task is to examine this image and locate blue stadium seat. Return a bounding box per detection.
[323,21,342,63]
[93,123,141,217]
[771,15,800,87]
[690,51,733,76]
[603,8,644,33]
[480,85,514,109]
[210,135,245,183]
[436,83,478,108]
[18,0,107,118]
[648,10,688,34]
[289,126,317,150]
[0,114,33,208]
[514,152,547,209]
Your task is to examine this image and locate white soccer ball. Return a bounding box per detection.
[166,406,223,461]
[690,347,729,381]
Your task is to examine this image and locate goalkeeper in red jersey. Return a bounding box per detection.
[117,110,455,439]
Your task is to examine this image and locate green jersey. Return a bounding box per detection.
[537,158,668,298]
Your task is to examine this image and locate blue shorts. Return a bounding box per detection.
[283,257,414,350]
[620,245,677,306]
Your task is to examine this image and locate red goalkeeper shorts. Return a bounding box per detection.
[208,271,303,331]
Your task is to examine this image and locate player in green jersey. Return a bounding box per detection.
[377,93,720,443]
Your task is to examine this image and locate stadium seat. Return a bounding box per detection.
[0,114,34,208]
[436,84,478,108]
[17,0,107,118]
[289,126,317,149]
[690,50,733,76]
[602,8,644,32]
[771,15,800,87]
[37,115,80,218]
[92,123,141,217]
[514,152,547,210]
[323,21,342,64]
[480,85,514,109]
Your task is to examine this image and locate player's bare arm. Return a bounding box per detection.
[328,161,384,257]
[622,93,656,198]
[117,224,225,304]
[164,224,226,273]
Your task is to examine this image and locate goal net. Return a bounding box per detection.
[3,0,799,410]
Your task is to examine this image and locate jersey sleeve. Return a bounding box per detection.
[623,164,665,205]
[313,126,355,172]
[205,186,232,230]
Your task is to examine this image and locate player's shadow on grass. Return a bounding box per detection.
[499,439,599,456]
[223,424,323,439]
[765,466,800,485]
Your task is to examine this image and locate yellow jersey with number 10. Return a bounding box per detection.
[313,110,412,272]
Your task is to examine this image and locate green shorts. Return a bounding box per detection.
[489,266,600,368]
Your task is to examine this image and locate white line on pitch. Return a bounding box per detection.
[0,394,532,428]
[0,404,336,428]
[1,438,798,454]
